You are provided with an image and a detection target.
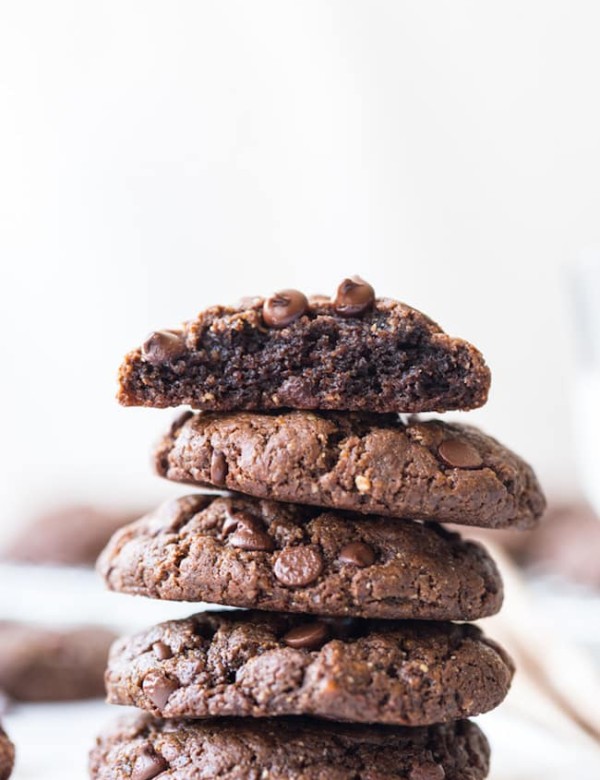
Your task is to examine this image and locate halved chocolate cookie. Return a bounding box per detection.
[118,280,490,414]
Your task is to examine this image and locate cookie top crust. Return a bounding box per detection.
[155,411,546,529]
[0,622,116,702]
[105,610,514,726]
[118,279,491,414]
[98,494,503,621]
[89,715,490,780]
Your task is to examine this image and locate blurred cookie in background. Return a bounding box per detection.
[517,501,600,588]
[2,504,147,567]
[460,500,600,589]
[0,622,116,703]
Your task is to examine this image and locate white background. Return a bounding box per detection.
[2,4,600,776]
[1,1,599,529]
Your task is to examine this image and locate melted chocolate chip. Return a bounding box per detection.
[210,451,228,486]
[222,515,239,535]
[132,746,168,780]
[273,546,323,587]
[438,439,483,469]
[283,621,329,650]
[152,641,173,661]
[142,330,186,365]
[230,526,274,552]
[334,276,375,316]
[142,672,179,709]
[339,541,376,567]
[222,510,262,535]
[263,289,308,328]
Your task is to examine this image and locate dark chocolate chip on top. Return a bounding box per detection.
[131,745,168,780]
[334,276,375,316]
[273,546,324,587]
[339,541,376,567]
[438,439,483,469]
[262,289,308,328]
[229,525,274,552]
[210,451,228,485]
[142,330,186,364]
[283,621,329,650]
[142,672,179,710]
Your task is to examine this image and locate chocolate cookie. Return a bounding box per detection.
[118,279,490,414]
[90,715,490,780]
[3,503,145,567]
[513,501,600,588]
[98,494,503,621]
[0,726,14,780]
[0,622,116,702]
[155,411,545,529]
[105,610,513,725]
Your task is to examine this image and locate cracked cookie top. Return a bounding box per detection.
[155,411,545,529]
[98,494,503,621]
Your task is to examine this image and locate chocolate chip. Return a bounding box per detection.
[339,541,375,567]
[263,289,308,328]
[223,510,274,550]
[142,672,179,709]
[222,509,262,535]
[142,330,186,365]
[230,526,274,552]
[132,746,168,780]
[222,515,239,535]
[169,410,193,435]
[333,276,375,316]
[152,641,173,661]
[273,546,323,587]
[210,451,228,486]
[438,439,483,469]
[283,621,329,650]
[409,763,446,780]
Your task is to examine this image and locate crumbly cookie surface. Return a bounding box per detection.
[99,494,503,621]
[155,412,545,529]
[105,610,514,726]
[118,285,490,414]
[90,715,490,780]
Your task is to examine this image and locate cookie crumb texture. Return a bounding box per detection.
[89,715,490,780]
[155,412,545,529]
[0,622,116,702]
[105,610,513,726]
[0,727,14,780]
[98,494,503,621]
[118,294,491,414]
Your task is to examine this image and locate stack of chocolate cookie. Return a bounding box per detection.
[92,278,545,779]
